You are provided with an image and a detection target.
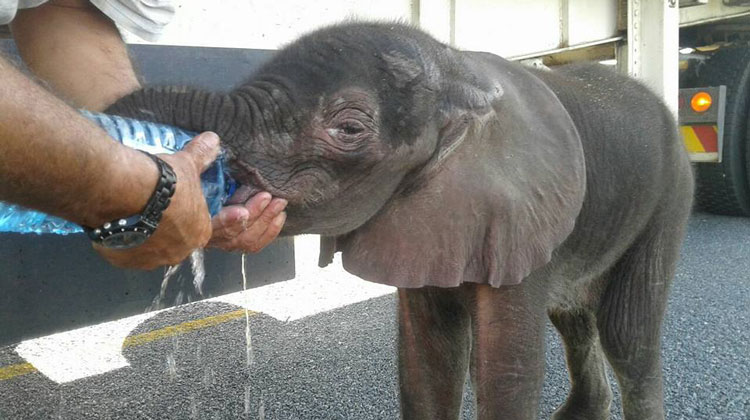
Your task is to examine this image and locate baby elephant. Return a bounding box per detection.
[108,22,693,420]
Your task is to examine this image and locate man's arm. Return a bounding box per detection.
[0,55,218,269]
[8,0,287,257]
[0,55,156,226]
[10,0,140,111]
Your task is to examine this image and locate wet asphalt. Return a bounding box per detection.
[0,212,748,420]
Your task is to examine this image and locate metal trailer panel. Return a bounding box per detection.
[416,0,454,44]
[453,0,562,57]
[454,0,619,57]
[118,0,620,62]
[0,41,295,346]
[121,0,415,49]
[19,1,750,65]
[568,0,620,46]
[618,0,680,114]
[680,0,750,27]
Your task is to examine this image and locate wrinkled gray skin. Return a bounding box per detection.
[108,22,693,420]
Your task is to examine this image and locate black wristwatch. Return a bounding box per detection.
[83,153,177,249]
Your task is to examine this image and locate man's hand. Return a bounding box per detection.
[209,193,287,253]
[94,132,221,270]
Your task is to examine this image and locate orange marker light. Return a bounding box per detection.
[691,91,712,113]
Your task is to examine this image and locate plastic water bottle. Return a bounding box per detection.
[0,111,236,235]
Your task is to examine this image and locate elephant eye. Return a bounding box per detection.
[338,120,366,136]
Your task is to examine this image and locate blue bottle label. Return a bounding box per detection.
[0,111,235,235]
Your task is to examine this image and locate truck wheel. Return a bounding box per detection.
[693,47,750,216]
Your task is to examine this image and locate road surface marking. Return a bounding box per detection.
[212,235,395,322]
[9,236,395,384]
[211,270,394,322]
[0,363,36,381]
[122,309,252,348]
[14,310,160,383]
[3,309,254,383]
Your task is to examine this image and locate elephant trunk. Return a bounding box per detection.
[106,83,296,159]
[105,86,237,142]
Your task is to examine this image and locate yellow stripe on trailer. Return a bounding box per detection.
[681,124,719,162]
[681,126,705,153]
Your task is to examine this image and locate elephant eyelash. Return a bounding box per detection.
[327,107,373,122]
[325,98,377,121]
[338,120,366,135]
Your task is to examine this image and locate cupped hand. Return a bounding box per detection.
[208,192,287,252]
[94,132,220,270]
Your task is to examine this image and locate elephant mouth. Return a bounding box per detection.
[226,163,283,205]
[226,184,262,205]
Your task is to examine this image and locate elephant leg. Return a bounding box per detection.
[468,283,547,420]
[596,222,681,420]
[549,309,612,420]
[397,287,471,420]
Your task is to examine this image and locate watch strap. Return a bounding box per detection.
[140,153,177,229]
[84,153,177,244]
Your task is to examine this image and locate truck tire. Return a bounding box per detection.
[693,47,750,216]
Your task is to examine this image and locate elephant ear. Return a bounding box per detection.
[321,56,586,288]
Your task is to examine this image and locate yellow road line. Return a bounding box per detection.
[0,308,255,382]
[0,363,36,381]
[123,309,252,348]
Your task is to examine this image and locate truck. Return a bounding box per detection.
[678,1,750,215]
[2,0,749,343]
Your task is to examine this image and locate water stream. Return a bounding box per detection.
[242,253,254,367]
[148,249,256,416]
[150,248,253,370]
[150,249,205,311]
[151,263,180,311]
[190,248,206,295]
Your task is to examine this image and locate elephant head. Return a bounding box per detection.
[107,22,586,288]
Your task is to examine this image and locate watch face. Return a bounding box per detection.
[101,230,150,249]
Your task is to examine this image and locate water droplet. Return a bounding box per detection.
[175,290,185,306]
[258,393,266,420]
[56,389,65,419]
[202,366,212,387]
[189,395,199,419]
[166,353,178,381]
[244,385,252,414]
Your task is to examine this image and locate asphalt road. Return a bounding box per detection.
[0,213,748,420]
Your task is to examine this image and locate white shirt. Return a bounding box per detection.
[0,0,175,41]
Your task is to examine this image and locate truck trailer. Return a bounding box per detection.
[2,0,749,342]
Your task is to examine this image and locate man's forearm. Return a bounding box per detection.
[0,55,156,227]
[10,0,141,111]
